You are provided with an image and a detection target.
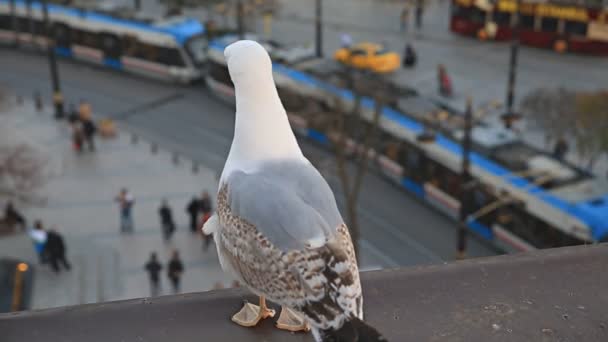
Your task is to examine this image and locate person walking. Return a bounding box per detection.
[78,100,92,121]
[28,220,48,264]
[145,252,163,296]
[400,3,410,32]
[4,201,26,231]
[158,199,176,242]
[186,196,200,233]
[82,117,97,152]
[340,33,353,48]
[45,228,71,273]
[415,0,424,30]
[199,191,213,251]
[553,138,569,161]
[71,121,84,153]
[438,64,453,97]
[115,188,135,233]
[167,250,184,294]
[67,103,79,124]
[402,43,417,67]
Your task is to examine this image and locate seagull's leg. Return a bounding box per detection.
[231,296,276,327]
[276,306,310,332]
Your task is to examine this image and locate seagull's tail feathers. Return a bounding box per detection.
[202,214,219,235]
[317,316,388,342]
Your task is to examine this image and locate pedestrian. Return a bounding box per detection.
[82,117,97,151]
[3,201,26,231]
[340,33,353,48]
[186,196,200,233]
[199,191,213,251]
[438,64,453,97]
[67,103,79,124]
[415,0,424,30]
[144,252,163,296]
[402,43,417,67]
[115,188,135,233]
[167,250,184,294]
[400,3,410,32]
[71,121,84,152]
[553,138,569,161]
[78,100,92,121]
[158,199,176,242]
[45,228,71,273]
[28,220,47,264]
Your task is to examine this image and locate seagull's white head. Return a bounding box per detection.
[225,40,273,89]
[220,40,307,183]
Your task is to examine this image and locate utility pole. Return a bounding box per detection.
[42,0,64,119]
[502,0,521,129]
[9,0,18,47]
[315,0,323,57]
[237,0,244,39]
[457,97,473,260]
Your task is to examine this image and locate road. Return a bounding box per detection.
[0,48,498,268]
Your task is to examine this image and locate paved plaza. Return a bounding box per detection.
[0,92,386,310]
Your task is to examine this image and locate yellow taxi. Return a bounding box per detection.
[334,42,400,74]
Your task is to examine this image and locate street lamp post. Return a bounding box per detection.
[9,0,18,47]
[42,0,64,119]
[457,97,473,259]
[502,0,522,129]
[315,0,323,58]
[237,0,245,39]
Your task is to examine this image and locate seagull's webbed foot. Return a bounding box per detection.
[231,296,276,327]
[276,306,310,332]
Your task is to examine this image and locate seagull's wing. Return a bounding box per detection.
[224,161,343,252]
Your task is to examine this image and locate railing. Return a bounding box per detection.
[1,244,607,341]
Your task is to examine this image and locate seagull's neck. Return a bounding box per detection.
[223,76,304,180]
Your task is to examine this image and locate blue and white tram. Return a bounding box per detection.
[0,0,208,83]
[206,37,608,253]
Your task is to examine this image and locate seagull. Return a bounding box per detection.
[203,40,386,342]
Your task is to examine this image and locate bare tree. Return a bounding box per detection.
[312,70,394,259]
[574,91,608,171]
[520,87,608,172]
[0,140,47,204]
[520,87,577,149]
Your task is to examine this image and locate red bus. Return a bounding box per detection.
[450,0,608,55]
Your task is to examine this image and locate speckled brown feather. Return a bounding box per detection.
[216,184,362,329]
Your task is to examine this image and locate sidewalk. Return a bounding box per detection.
[0,91,388,310]
[0,97,231,309]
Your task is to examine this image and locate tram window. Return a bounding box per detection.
[0,15,10,30]
[17,18,28,32]
[208,62,233,87]
[470,7,485,24]
[32,20,44,35]
[541,17,559,33]
[100,34,121,59]
[565,21,587,36]
[157,47,185,67]
[53,24,71,48]
[74,29,99,48]
[520,15,535,29]
[493,11,511,26]
[384,140,400,162]
[135,42,158,61]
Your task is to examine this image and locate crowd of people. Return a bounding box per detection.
[111,188,215,296]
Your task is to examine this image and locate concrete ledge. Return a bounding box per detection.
[2,244,607,341]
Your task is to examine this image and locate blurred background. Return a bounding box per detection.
[0,0,607,313]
